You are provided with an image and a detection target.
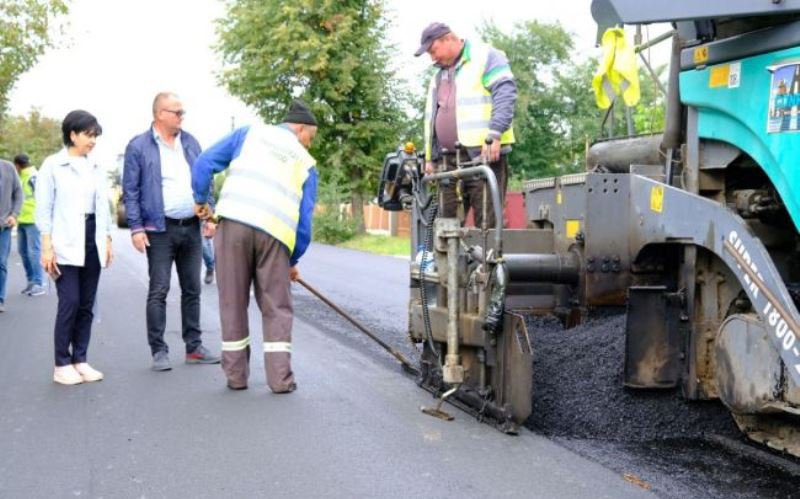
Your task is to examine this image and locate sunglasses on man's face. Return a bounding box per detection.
[161,109,186,118]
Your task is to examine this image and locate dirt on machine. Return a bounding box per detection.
[378,0,800,456]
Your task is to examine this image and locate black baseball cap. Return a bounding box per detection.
[13,154,29,167]
[414,22,451,57]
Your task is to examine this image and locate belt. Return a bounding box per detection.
[166,216,198,226]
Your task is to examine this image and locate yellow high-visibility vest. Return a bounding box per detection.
[216,125,313,253]
[18,168,37,224]
[592,28,641,109]
[424,41,515,161]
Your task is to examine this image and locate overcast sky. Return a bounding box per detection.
[9,0,641,167]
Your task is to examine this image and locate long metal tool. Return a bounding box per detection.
[296,277,419,375]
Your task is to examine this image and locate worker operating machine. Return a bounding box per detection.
[379,0,800,454]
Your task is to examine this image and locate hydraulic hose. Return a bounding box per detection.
[422,165,504,256]
[483,260,509,334]
[411,173,434,226]
[419,201,440,360]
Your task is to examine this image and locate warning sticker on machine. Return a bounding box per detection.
[709,62,741,89]
[767,61,800,133]
[650,185,664,213]
[710,65,730,88]
[728,62,741,88]
[565,220,580,239]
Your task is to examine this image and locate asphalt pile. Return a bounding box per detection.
[524,310,741,441]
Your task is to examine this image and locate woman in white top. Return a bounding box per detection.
[35,110,114,385]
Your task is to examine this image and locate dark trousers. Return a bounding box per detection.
[145,217,203,355]
[216,220,294,392]
[440,153,508,227]
[54,217,101,366]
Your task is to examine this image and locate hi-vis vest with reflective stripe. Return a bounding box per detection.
[424,40,515,161]
[216,125,313,253]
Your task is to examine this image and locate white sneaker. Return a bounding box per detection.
[53,365,83,385]
[73,363,104,382]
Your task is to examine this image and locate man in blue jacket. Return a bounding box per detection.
[191,99,318,393]
[123,92,220,371]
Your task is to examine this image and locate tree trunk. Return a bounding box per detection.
[349,168,366,234]
[350,189,366,234]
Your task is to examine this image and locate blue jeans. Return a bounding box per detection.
[145,219,203,355]
[202,236,214,271]
[17,223,43,286]
[0,227,10,304]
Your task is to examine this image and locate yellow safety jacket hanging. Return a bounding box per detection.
[592,28,641,109]
[423,40,515,161]
[215,125,313,253]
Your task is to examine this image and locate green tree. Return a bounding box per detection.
[0,0,68,120]
[480,20,610,178]
[216,0,415,231]
[481,21,666,179]
[0,108,61,167]
[555,57,605,171]
[480,20,576,178]
[629,64,667,135]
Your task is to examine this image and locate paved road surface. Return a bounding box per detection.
[0,229,652,498]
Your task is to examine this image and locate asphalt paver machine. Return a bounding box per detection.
[379,0,800,452]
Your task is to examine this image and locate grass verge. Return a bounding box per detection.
[337,234,410,257]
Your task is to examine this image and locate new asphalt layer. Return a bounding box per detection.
[0,230,651,498]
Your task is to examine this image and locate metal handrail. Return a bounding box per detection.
[422,165,504,256]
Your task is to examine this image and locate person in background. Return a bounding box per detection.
[202,220,215,284]
[14,154,45,297]
[0,158,22,313]
[122,91,220,371]
[191,99,319,393]
[36,110,113,385]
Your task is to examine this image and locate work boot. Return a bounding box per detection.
[74,362,104,382]
[53,365,83,385]
[272,382,297,394]
[27,284,46,297]
[204,268,214,285]
[151,351,172,371]
[186,345,220,364]
[226,381,248,391]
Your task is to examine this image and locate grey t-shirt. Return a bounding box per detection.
[434,66,458,152]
